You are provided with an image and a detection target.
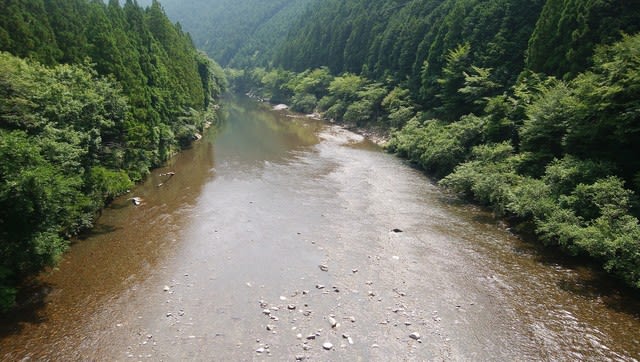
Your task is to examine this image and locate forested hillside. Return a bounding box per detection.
[0,0,225,310]
[224,0,640,290]
[137,0,318,67]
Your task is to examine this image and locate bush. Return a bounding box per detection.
[290,92,317,113]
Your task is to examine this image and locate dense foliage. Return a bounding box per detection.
[0,0,225,310]
[526,0,640,78]
[275,0,544,116]
[137,0,318,67]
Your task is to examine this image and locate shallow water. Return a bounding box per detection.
[1,96,639,361]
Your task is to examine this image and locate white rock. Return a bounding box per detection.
[322,342,333,350]
[409,332,421,340]
[328,317,337,328]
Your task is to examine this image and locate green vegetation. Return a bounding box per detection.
[221,0,640,289]
[137,0,318,67]
[0,0,225,311]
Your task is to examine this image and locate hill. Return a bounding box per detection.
[137,0,318,67]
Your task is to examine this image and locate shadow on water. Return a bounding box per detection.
[0,281,52,337]
[74,223,120,242]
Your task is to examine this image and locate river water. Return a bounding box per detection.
[1,96,639,361]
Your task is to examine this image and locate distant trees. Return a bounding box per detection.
[137,0,318,67]
[0,0,225,311]
[526,0,640,78]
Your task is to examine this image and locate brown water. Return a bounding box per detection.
[1,96,639,361]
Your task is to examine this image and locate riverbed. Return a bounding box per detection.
[1,96,639,361]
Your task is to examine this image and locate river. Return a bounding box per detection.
[1,96,639,361]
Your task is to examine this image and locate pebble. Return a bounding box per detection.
[322,342,334,350]
[316,284,325,289]
[256,347,265,354]
[352,268,358,273]
[280,296,287,301]
[409,332,421,340]
[288,304,297,310]
[349,316,356,323]
[163,286,170,292]
[266,325,275,331]
[295,355,306,361]
[262,309,271,315]
[368,291,376,297]
[319,264,329,272]
[328,317,337,328]
[306,334,316,340]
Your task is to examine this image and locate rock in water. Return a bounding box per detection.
[328,317,337,328]
[273,104,289,111]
